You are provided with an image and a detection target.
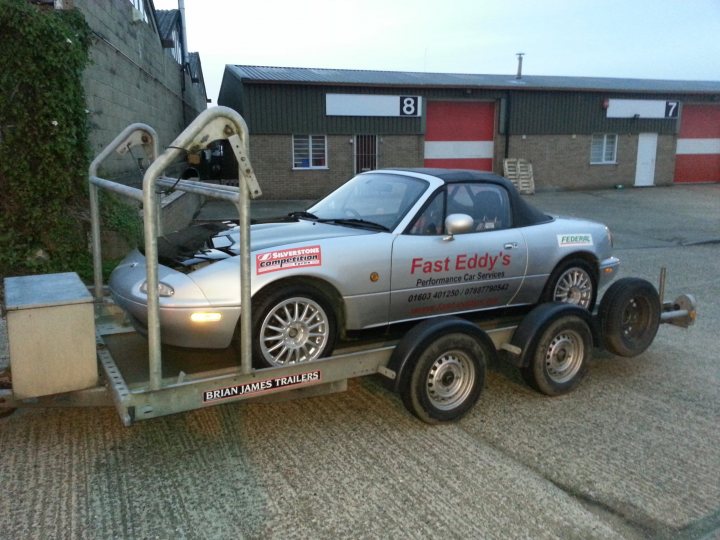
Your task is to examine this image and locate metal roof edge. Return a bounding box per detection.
[224,65,720,95]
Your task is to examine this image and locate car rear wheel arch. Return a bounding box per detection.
[541,252,599,311]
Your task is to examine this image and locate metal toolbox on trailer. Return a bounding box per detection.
[5,272,98,399]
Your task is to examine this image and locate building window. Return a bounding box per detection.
[293,135,327,169]
[169,27,182,63]
[129,0,148,22]
[590,134,617,164]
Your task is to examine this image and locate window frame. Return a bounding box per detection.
[129,0,149,23]
[292,134,328,170]
[590,133,618,165]
[406,182,512,236]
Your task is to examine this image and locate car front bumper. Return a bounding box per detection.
[109,249,241,349]
[112,290,241,349]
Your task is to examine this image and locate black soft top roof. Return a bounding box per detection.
[388,168,551,227]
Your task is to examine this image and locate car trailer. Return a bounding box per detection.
[0,107,698,426]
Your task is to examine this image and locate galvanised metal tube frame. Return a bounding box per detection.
[88,107,262,394]
[141,108,260,390]
[89,123,159,301]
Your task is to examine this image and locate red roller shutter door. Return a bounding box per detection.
[424,101,495,170]
[674,104,720,183]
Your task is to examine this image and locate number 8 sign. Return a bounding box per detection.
[400,96,420,116]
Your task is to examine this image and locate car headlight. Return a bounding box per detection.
[606,226,614,248]
[140,280,175,297]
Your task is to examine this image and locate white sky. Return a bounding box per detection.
[153,0,720,104]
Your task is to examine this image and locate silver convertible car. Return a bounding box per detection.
[110,169,620,368]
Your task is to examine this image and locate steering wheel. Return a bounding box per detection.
[344,207,362,218]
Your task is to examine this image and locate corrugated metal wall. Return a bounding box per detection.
[507,91,682,135]
[225,80,718,137]
[238,84,505,134]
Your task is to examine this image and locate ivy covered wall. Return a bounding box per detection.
[0,0,93,279]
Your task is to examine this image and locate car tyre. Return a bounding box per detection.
[251,284,337,368]
[542,258,597,310]
[401,332,488,424]
[598,278,661,357]
[520,314,592,396]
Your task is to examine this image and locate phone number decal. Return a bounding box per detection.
[407,283,509,303]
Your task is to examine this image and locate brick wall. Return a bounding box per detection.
[249,134,424,199]
[379,135,424,169]
[74,0,206,181]
[506,134,676,189]
[249,131,678,196]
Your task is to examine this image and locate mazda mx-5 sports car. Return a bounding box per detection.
[109,168,619,368]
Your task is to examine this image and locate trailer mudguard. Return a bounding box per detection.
[387,316,498,394]
[503,303,596,368]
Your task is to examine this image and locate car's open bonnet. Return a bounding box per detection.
[154,219,374,268]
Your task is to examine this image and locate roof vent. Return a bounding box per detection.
[516,52,525,80]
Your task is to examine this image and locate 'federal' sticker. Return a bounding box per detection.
[557,234,593,247]
[256,245,322,274]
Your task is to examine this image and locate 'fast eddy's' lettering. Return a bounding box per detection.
[411,251,511,274]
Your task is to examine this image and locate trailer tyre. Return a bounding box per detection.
[599,278,661,357]
[252,285,336,368]
[401,332,488,424]
[520,315,592,396]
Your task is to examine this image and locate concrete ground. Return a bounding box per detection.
[1,184,719,539]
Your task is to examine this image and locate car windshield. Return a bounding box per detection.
[308,173,428,231]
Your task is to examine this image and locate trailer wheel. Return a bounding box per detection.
[401,332,488,424]
[520,315,592,396]
[252,285,336,368]
[598,278,661,357]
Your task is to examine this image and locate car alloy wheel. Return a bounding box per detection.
[552,266,594,309]
[258,296,331,366]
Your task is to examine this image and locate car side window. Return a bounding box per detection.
[448,183,511,232]
[408,191,445,235]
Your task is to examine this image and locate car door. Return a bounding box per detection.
[389,182,528,322]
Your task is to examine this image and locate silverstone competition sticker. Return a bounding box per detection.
[557,234,593,247]
[256,245,322,274]
[203,370,321,403]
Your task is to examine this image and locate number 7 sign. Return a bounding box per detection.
[665,101,679,118]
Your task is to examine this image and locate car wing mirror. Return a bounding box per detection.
[444,213,474,241]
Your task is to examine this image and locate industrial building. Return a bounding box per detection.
[218,65,720,199]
